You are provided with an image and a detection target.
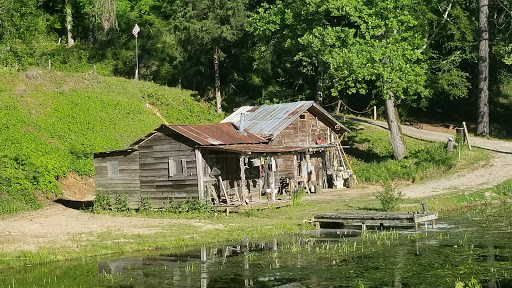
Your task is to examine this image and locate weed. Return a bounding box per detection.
[93,192,111,212]
[139,195,153,212]
[494,179,512,196]
[292,188,305,206]
[160,198,213,215]
[113,193,131,212]
[375,182,404,211]
[455,279,482,288]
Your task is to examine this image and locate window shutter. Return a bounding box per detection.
[107,161,119,177]
[168,158,176,176]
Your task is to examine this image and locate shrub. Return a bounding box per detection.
[93,192,111,212]
[375,182,404,212]
[139,195,153,212]
[113,193,130,212]
[161,198,212,215]
[494,179,512,196]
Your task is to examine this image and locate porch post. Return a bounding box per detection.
[240,156,247,205]
[195,149,205,202]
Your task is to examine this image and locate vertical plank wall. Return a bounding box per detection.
[270,110,336,186]
[138,131,199,207]
[94,151,141,207]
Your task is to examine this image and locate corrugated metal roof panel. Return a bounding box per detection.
[221,101,350,138]
[221,106,253,123]
[166,122,267,146]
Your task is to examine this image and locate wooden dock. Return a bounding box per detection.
[313,211,438,231]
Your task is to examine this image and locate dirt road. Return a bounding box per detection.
[347,116,512,198]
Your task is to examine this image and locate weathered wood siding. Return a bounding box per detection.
[269,110,337,187]
[94,151,141,207]
[271,111,334,146]
[138,131,199,207]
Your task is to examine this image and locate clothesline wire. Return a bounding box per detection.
[323,99,373,114]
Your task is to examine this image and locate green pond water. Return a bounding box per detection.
[2,205,512,288]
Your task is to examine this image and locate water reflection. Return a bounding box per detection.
[96,207,512,288]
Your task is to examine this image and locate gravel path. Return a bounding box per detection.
[347,116,512,198]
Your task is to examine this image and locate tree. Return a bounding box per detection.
[299,0,429,160]
[65,0,75,47]
[477,0,489,137]
[169,0,247,113]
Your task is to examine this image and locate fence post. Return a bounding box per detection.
[373,106,377,120]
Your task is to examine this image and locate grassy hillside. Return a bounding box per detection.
[0,70,222,214]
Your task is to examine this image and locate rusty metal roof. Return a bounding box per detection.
[221,101,350,138]
[202,144,309,154]
[164,122,268,146]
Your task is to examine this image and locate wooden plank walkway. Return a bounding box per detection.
[313,211,438,231]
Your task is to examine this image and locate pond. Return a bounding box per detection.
[2,205,512,288]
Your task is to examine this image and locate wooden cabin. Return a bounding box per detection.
[94,101,351,208]
[222,101,351,191]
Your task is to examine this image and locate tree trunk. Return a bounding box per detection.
[66,0,75,47]
[385,92,407,160]
[214,46,222,113]
[101,0,117,34]
[477,0,489,137]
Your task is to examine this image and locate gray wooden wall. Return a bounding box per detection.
[138,131,199,207]
[94,151,141,207]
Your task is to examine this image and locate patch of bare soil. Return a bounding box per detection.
[0,202,220,252]
[58,172,96,201]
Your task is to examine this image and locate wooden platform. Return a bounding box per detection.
[313,211,438,231]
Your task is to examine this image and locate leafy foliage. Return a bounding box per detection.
[93,192,111,212]
[0,71,220,214]
[348,126,471,183]
[113,193,131,212]
[375,182,404,212]
[138,195,153,212]
[162,198,213,215]
[494,179,512,196]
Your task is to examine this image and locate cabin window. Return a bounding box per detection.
[107,161,119,177]
[169,157,187,177]
[299,114,306,120]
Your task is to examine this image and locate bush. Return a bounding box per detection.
[162,198,212,215]
[375,182,404,212]
[139,195,153,212]
[494,179,512,196]
[93,192,111,212]
[113,193,130,212]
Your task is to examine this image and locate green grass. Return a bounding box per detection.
[0,70,222,215]
[347,126,490,184]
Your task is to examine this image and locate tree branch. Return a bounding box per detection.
[419,1,453,53]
